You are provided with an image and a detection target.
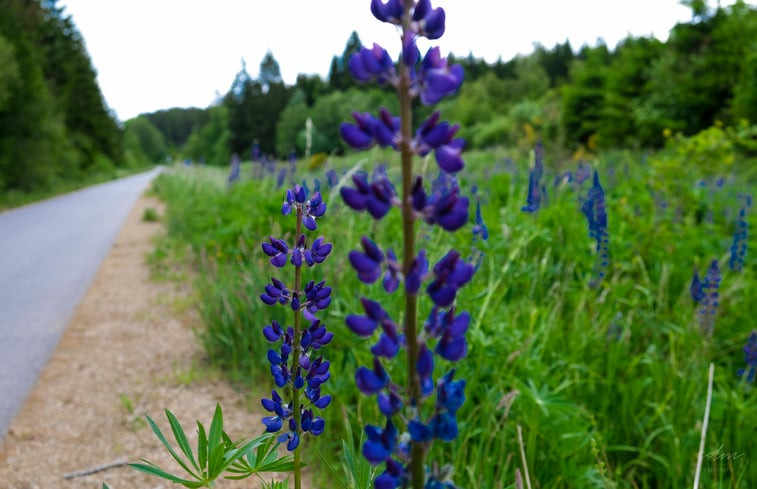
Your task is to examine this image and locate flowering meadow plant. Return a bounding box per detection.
[259,184,333,488]
[338,1,473,487]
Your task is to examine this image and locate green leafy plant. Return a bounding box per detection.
[131,403,294,488]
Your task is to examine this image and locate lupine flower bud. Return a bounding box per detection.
[413,0,446,39]
[371,0,404,24]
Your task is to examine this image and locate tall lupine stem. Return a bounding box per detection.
[292,205,303,489]
[398,2,424,487]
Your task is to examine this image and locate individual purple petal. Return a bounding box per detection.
[416,343,434,377]
[355,359,389,395]
[314,395,332,409]
[435,144,465,173]
[346,314,378,337]
[341,190,368,216]
[287,432,300,451]
[371,333,401,358]
[262,416,282,433]
[419,6,445,39]
[310,417,325,436]
[340,122,374,150]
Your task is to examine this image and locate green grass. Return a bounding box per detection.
[148,147,756,488]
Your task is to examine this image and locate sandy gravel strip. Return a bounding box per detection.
[0,190,308,489]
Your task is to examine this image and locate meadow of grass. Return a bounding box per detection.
[149,142,755,489]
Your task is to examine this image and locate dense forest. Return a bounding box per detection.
[1,0,756,195]
[0,0,126,193]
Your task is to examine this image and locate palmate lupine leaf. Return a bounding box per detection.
[132,412,203,484]
[166,408,200,472]
[133,404,285,487]
[225,432,295,479]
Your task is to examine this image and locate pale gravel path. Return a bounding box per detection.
[0,168,162,438]
[0,190,310,489]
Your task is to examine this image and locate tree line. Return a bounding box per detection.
[2,0,756,195]
[0,0,125,193]
[137,1,756,166]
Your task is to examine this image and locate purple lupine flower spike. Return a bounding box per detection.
[340,1,470,486]
[259,185,334,455]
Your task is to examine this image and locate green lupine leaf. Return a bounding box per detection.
[129,461,204,488]
[166,409,200,472]
[197,421,208,472]
[314,447,349,489]
[144,414,200,480]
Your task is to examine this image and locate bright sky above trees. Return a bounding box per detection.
[59,0,750,121]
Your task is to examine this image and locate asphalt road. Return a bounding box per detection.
[0,168,162,441]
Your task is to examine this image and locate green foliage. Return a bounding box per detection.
[276,90,309,157]
[151,141,756,488]
[143,108,210,149]
[0,0,123,194]
[223,58,292,157]
[183,104,232,166]
[131,404,294,488]
[142,207,160,222]
[124,116,170,164]
[328,31,363,92]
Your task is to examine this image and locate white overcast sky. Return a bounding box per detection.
[58,0,749,122]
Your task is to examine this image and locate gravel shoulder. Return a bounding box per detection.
[0,190,306,488]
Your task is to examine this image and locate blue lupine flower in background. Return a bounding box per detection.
[227,152,241,184]
[729,193,751,271]
[690,269,705,303]
[521,142,545,213]
[472,200,488,241]
[697,259,721,336]
[737,331,757,382]
[326,169,339,188]
[575,162,591,185]
[581,171,610,287]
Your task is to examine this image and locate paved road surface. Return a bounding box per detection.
[0,168,162,441]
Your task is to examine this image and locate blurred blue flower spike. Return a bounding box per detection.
[581,171,609,287]
[737,331,757,382]
[521,142,545,213]
[729,194,751,272]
